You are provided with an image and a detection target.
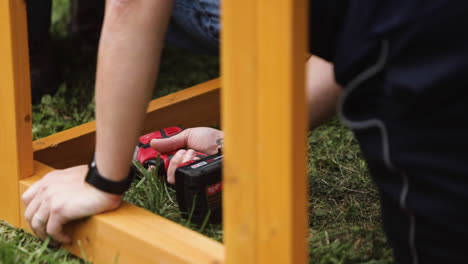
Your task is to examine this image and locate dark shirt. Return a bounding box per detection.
[309,0,468,188]
[309,1,468,86]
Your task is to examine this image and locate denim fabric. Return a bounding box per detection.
[166,0,220,54]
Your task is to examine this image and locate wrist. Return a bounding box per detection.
[95,151,132,181]
[86,181,124,202]
[85,155,135,195]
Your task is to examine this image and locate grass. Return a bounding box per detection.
[0,221,86,264]
[307,120,392,263]
[124,162,223,241]
[1,1,393,263]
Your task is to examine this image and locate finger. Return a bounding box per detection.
[22,179,47,207]
[24,193,44,226]
[22,170,59,206]
[150,129,189,153]
[166,149,186,184]
[31,203,50,239]
[182,149,197,163]
[188,127,224,154]
[47,213,71,244]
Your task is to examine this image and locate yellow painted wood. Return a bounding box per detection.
[257,0,309,263]
[34,78,220,169]
[1,0,309,262]
[221,0,259,263]
[0,0,33,225]
[222,0,309,263]
[19,161,225,264]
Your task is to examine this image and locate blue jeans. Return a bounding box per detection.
[166,0,220,54]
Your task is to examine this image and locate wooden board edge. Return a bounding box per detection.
[0,0,33,225]
[18,161,225,264]
[32,122,96,152]
[146,78,220,114]
[33,78,221,169]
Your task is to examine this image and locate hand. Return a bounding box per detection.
[22,165,123,244]
[150,127,223,184]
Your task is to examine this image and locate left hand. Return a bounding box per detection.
[22,165,123,244]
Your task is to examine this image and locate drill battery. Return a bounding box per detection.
[175,152,222,225]
[135,126,222,225]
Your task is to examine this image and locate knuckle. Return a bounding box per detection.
[39,185,48,193]
[175,149,186,158]
[21,193,28,203]
[184,128,191,138]
[46,226,57,237]
[51,203,63,215]
[25,210,33,222]
[44,170,57,179]
[44,193,53,203]
[31,219,40,230]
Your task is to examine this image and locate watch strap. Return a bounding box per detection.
[85,156,135,195]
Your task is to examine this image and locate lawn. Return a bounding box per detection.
[0,1,393,263]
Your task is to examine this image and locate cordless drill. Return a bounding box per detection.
[134,126,222,225]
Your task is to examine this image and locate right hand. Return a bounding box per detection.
[150,127,223,184]
[22,165,123,244]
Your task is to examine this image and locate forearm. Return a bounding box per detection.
[95,0,174,181]
[307,55,342,130]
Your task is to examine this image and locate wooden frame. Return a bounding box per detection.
[222,0,308,263]
[33,78,221,169]
[1,0,308,263]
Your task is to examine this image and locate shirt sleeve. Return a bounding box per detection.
[309,0,347,62]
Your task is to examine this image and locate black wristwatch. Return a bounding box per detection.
[85,155,135,195]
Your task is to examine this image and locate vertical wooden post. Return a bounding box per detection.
[222,0,309,263]
[222,0,259,262]
[0,0,33,225]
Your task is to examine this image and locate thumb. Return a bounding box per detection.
[150,129,188,153]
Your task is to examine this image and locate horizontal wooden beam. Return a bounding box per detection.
[34,78,221,169]
[19,161,224,264]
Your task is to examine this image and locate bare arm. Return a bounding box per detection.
[95,0,174,180]
[306,55,342,129]
[22,0,175,243]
